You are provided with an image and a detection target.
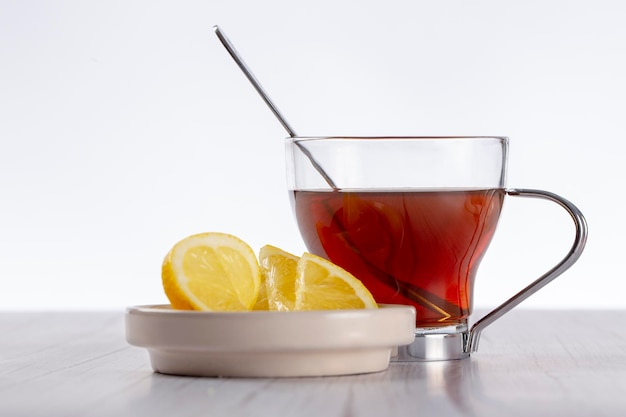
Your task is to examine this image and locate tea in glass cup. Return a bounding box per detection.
[286,137,586,360]
[294,188,504,327]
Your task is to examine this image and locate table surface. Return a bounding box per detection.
[1,309,625,417]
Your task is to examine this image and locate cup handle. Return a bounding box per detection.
[466,188,588,353]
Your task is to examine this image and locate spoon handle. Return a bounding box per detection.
[213,25,297,137]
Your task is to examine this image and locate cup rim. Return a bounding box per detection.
[287,136,509,142]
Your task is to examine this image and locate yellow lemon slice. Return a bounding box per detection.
[295,253,378,310]
[258,245,300,311]
[162,232,261,311]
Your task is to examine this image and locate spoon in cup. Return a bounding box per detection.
[212,25,337,190]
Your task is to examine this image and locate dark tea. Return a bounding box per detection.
[293,189,505,327]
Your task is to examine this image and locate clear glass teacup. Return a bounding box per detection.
[286,136,587,361]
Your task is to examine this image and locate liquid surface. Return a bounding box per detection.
[293,189,505,326]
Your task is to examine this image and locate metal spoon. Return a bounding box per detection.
[213,25,337,189]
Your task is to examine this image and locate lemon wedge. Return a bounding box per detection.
[295,253,378,310]
[259,245,300,311]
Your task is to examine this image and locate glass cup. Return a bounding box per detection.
[286,136,587,361]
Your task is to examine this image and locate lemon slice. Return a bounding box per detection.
[162,232,261,311]
[295,253,378,310]
[258,245,300,311]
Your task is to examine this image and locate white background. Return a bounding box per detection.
[1,0,624,311]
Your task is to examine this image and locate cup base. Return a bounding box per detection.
[392,323,470,362]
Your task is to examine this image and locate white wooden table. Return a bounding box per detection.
[1,310,625,417]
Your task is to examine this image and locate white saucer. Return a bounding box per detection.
[126,304,415,378]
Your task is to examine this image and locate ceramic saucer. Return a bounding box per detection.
[126,304,415,378]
